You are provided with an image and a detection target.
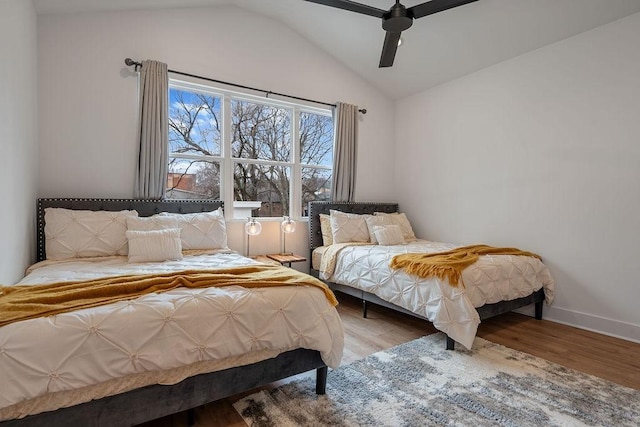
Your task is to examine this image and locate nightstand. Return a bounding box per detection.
[265,253,307,267]
[252,255,279,266]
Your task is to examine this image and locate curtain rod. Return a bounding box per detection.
[124,58,366,114]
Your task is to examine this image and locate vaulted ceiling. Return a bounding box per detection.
[33,0,640,99]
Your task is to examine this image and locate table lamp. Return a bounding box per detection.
[244,217,262,257]
[280,216,296,256]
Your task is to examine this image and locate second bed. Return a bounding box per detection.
[308,201,554,350]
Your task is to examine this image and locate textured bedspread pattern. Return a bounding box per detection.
[0,265,338,327]
[0,253,344,420]
[319,240,554,350]
[390,244,541,287]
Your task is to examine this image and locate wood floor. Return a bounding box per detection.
[142,292,640,427]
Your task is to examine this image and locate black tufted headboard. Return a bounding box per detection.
[36,198,224,262]
[308,201,399,253]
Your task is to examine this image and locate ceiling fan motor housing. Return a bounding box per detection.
[382,3,414,32]
[303,0,478,67]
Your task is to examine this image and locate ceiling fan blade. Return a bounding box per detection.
[302,0,386,18]
[408,0,478,19]
[379,31,401,68]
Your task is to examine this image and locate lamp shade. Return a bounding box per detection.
[245,217,262,236]
[281,216,296,234]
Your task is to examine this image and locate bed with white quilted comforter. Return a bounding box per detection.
[317,239,554,350]
[0,252,344,421]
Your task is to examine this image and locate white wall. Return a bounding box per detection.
[0,0,38,283]
[37,5,395,258]
[396,13,640,342]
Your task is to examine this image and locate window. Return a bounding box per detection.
[300,111,333,216]
[166,81,333,219]
[167,88,221,200]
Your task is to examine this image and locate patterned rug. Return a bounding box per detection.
[233,333,640,426]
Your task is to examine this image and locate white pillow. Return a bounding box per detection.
[126,228,183,263]
[374,212,417,241]
[365,215,395,245]
[45,208,139,259]
[373,225,405,246]
[158,209,227,250]
[329,210,370,244]
[158,207,223,218]
[319,214,333,246]
[128,209,228,250]
[126,216,180,231]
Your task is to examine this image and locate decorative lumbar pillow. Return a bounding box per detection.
[373,224,405,246]
[330,210,371,244]
[365,215,395,245]
[45,208,139,259]
[374,212,417,241]
[126,228,183,263]
[320,214,334,246]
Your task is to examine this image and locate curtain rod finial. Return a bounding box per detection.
[124,58,135,66]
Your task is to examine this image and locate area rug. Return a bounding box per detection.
[233,333,640,426]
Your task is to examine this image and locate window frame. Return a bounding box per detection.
[168,79,333,220]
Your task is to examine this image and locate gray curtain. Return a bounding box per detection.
[331,102,359,202]
[134,60,168,199]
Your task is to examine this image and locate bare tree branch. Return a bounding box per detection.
[169,89,333,215]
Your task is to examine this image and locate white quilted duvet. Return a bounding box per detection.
[0,252,344,419]
[319,240,554,350]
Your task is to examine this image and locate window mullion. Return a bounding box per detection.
[291,107,301,219]
[221,95,233,220]
[300,163,332,170]
[169,153,223,162]
[232,158,291,168]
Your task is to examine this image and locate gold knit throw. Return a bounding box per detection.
[390,244,541,288]
[0,264,338,327]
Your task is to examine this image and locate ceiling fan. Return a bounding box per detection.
[303,0,478,68]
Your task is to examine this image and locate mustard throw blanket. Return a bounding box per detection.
[0,265,338,327]
[390,244,541,288]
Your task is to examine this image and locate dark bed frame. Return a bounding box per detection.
[308,201,545,350]
[1,198,328,427]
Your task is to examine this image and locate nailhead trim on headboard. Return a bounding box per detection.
[307,201,399,254]
[36,198,224,262]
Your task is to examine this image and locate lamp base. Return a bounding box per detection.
[279,252,293,256]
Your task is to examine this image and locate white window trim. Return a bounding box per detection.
[168,79,333,220]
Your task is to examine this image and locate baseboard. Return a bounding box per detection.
[513,305,640,345]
